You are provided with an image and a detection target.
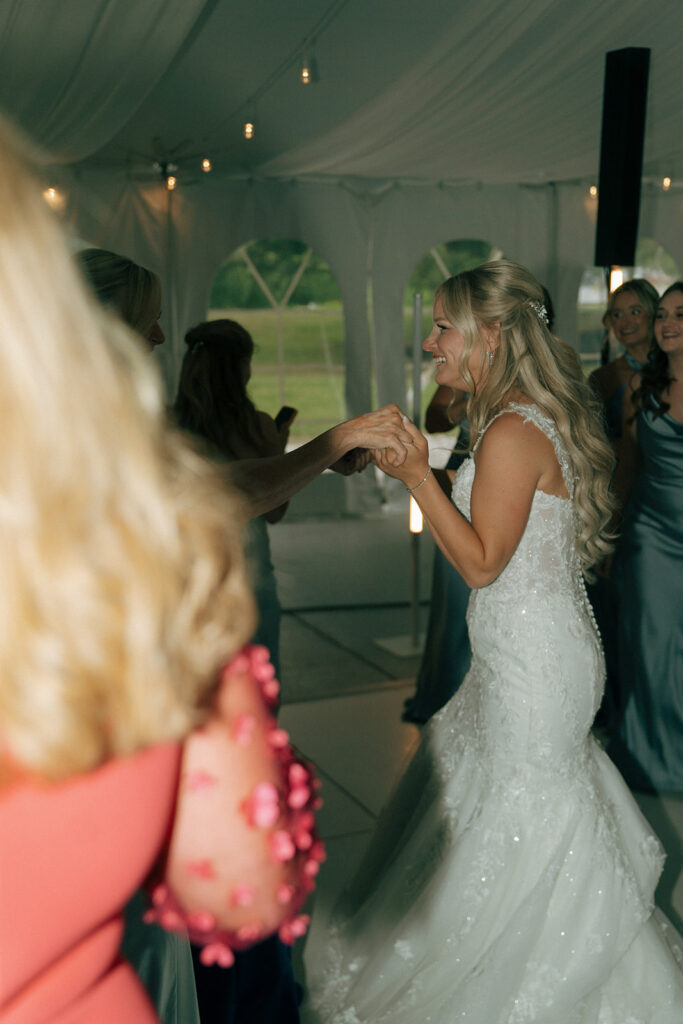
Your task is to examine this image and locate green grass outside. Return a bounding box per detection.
[210,305,603,441]
[209,307,346,364]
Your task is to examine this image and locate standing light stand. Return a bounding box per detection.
[409,292,424,649]
[374,293,427,658]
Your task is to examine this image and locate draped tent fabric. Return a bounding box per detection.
[260,0,683,185]
[0,0,682,432]
[0,0,213,163]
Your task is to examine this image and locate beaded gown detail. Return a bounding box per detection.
[307,404,683,1023]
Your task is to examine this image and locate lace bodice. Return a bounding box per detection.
[452,402,580,604]
[449,404,604,772]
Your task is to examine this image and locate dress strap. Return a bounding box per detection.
[474,403,575,497]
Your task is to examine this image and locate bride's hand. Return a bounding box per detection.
[375,417,430,488]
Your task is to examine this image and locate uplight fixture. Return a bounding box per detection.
[409,496,423,534]
[589,185,598,198]
[609,266,624,293]
[244,120,255,140]
[202,157,212,173]
[166,175,177,191]
[662,176,672,191]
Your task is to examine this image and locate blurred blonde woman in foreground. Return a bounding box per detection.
[0,116,323,1022]
[308,260,683,1023]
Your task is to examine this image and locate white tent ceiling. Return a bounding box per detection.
[1,0,682,414]
[2,0,681,184]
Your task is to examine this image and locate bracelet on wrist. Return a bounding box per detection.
[407,466,432,493]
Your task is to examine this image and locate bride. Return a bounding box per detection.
[307,260,683,1022]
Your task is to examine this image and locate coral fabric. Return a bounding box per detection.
[0,647,321,1023]
[0,743,181,1023]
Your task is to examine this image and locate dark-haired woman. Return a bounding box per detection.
[611,282,683,793]
[174,318,300,1024]
[174,319,290,678]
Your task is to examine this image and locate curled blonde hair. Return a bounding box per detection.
[0,114,254,783]
[437,259,616,578]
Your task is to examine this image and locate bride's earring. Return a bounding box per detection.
[487,350,493,368]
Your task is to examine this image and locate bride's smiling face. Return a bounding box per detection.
[424,297,488,389]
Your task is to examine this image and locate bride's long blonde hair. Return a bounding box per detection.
[0,115,254,783]
[437,260,615,577]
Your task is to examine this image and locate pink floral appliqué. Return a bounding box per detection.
[243,781,281,828]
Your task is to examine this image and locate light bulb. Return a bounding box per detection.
[42,186,65,213]
[589,185,598,198]
[202,157,212,173]
[300,54,317,84]
[166,175,177,191]
[244,121,254,140]
[662,176,672,191]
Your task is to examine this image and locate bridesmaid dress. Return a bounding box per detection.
[611,406,683,792]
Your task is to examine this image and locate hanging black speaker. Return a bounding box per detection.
[594,47,650,268]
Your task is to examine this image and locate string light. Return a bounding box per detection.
[300,53,317,84]
[42,186,65,213]
[202,157,212,173]
[662,176,672,191]
[589,185,598,198]
[166,175,177,191]
[244,120,255,140]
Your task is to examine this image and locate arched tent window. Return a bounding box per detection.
[577,238,678,372]
[403,239,499,420]
[209,238,345,441]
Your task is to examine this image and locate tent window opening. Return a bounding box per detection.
[208,238,346,442]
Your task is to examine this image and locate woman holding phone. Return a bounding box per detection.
[174,318,292,679]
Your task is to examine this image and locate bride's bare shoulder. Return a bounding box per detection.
[476,409,555,468]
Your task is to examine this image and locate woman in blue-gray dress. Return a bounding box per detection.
[610,281,683,792]
[588,279,659,730]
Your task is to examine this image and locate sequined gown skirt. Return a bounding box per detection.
[306,586,683,1023]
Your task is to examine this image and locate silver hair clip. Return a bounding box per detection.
[528,300,549,326]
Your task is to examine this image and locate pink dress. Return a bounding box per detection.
[0,743,181,1023]
[0,647,322,1024]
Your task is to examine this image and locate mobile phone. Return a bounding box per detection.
[275,405,298,430]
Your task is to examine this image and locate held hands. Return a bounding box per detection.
[342,404,414,466]
[330,447,374,475]
[375,416,430,488]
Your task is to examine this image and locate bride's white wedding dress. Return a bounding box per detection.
[307,404,683,1023]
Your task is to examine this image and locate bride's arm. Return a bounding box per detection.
[376,415,543,588]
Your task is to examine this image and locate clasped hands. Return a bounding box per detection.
[333,404,429,489]
[374,413,430,490]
